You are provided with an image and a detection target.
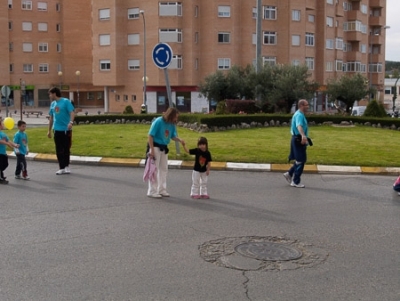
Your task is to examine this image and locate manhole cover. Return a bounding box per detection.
[199,236,328,271]
[235,242,303,261]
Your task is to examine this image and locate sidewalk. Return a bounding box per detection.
[3,109,400,175]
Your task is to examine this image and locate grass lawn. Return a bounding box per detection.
[4,124,400,167]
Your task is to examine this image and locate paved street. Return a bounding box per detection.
[0,160,399,300]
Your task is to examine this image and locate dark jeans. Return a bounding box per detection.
[289,161,305,185]
[15,154,27,176]
[0,154,9,179]
[54,130,72,169]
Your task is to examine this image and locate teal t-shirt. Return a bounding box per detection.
[49,98,74,131]
[13,131,28,155]
[290,110,308,137]
[148,116,177,145]
[0,131,10,155]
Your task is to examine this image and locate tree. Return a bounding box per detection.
[326,73,370,113]
[364,100,387,117]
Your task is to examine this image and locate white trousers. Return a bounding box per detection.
[147,147,168,195]
[191,170,208,196]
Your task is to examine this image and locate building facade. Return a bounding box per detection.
[0,0,387,113]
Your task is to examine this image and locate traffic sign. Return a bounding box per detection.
[1,85,11,97]
[152,43,173,69]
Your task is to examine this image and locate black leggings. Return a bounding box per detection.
[0,154,9,179]
[54,130,72,169]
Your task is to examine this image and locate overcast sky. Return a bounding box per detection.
[386,0,399,61]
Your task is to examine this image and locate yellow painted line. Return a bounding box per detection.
[181,161,194,169]
[100,157,141,166]
[271,164,292,171]
[34,154,58,161]
[304,164,318,173]
[212,161,227,170]
[361,167,390,174]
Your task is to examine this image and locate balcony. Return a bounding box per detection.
[370,34,384,45]
[345,51,363,61]
[369,16,385,27]
[369,0,385,8]
[335,5,344,17]
[305,0,315,10]
[346,31,363,42]
[347,10,363,20]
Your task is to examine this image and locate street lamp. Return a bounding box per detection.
[75,70,81,108]
[140,10,147,108]
[57,71,63,90]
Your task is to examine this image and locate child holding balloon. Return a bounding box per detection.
[0,117,19,184]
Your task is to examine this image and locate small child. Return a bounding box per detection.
[14,120,30,180]
[182,137,212,199]
[0,118,19,184]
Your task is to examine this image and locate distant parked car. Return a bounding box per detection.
[351,106,366,116]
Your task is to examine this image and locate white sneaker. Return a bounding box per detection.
[56,169,66,175]
[147,193,162,198]
[283,172,292,184]
[65,166,71,174]
[290,181,305,188]
[160,192,170,197]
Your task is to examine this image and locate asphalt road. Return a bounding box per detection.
[0,160,399,301]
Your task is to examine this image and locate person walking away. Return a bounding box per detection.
[47,87,75,175]
[182,137,212,199]
[0,117,19,184]
[283,99,310,188]
[147,107,185,198]
[14,120,30,180]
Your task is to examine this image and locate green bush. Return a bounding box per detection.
[123,105,134,114]
[215,100,227,115]
[364,100,387,118]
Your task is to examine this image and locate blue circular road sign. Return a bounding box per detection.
[152,43,173,69]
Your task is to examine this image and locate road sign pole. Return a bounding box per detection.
[164,68,180,155]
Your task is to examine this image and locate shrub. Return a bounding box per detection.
[123,105,134,114]
[225,99,258,114]
[215,100,227,115]
[364,100,387,118]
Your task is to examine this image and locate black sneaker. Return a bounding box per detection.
[0,178,9,184]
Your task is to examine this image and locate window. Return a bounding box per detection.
[342,63,347,72]
[87,92,94,100]
[361,4,367,14]
[128,8,139,19]
[38,63,49,73]
[292,60,300,66]
[336,60,343,71]
[10,64,13,72]
[99,8,110,20]
[38,22,48,31]
[132,95,136,102]
[218,32,230,43]
[305,33,314,46]
[343,21,364,32]
[22,22,32,31]
[218,5,230,17]
[292,35,300,46]
[37,2,47,11]
[263,31,276,45]
[360,44,367,53]
[56,3,61,12]
[159,29,182,43]
[306,57,314,70]
[57,43,62,52]
[252,7,257,19]
[292,10,300,21]
[347,62,362,72]
[159,2,182,16]
[128,59,140,70]
[308,14,315,23]
[22,43,33,52]
[195,32,198,43]
[38,42,48,52]
[384,87,391,95]
[326,17,333,27]
[128,34,140,45]
[56,24,61,32]
[124,95,128,102]
[263,6,277,20]
[327,0,333,4]
[21,1,32,10]
[343,2,352,11]
[8,0,12,9]
[252,33,256,45]
[100,60,111,71]
[263,56,276,66]
[99,34,111,46]
[9,43,13,51]
[218,58,230,70]
[8,22,12,30]
[369,63,383,73]
[335,38,343,50]
[326,61,333,72]
[194,5,198,17]
[326,39,334,49]
[23,64,33,73]
[343,43,351,52]
[57,64,62,72]
[170,55,182,69]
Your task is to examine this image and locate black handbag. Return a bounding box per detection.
[295,134,313,146]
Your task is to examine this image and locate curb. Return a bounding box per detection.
[7,152,400,175]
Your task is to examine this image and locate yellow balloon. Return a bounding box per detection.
[3,117,15,130]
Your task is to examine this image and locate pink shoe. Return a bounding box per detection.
[191,195,201,199]
[201,195,210,199]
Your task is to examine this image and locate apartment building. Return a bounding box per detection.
[0,0,387,113]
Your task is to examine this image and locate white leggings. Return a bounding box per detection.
[191,170,208,196]
[147,147,168,195]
